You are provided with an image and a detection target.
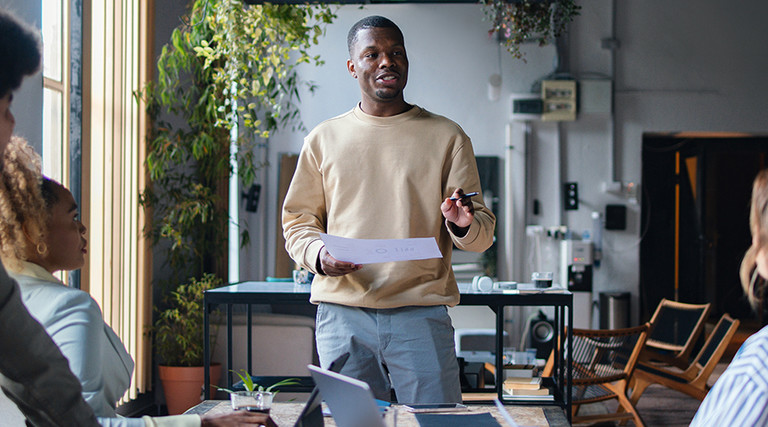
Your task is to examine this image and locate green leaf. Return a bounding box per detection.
[141,0,336,291]
[233,369,256,392]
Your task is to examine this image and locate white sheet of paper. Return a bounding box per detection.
[319,233,443,264]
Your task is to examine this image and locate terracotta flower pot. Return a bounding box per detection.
[158,363,221,415]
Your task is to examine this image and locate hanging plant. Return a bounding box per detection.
[139,0,336,282]
[481,0,580,60]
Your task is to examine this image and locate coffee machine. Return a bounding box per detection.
[560,240,594,327]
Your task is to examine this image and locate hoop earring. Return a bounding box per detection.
[36,242,47,255]
[751,268,765,304]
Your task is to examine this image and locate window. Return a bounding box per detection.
[42,0,153,401]
[41,0,68,285]
[41,0,67,185]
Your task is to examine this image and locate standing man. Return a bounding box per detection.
[282,15,495,404]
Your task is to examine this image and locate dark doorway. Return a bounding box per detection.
[640,134,768,324]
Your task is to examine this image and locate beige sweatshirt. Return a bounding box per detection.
[282,105,496,309]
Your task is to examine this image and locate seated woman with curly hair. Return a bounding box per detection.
[0,137,275,427]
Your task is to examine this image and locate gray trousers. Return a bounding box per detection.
[315,302,462,404]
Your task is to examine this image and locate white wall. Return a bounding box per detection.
[9,0,768,326]
[611,0,768,319]
[244,4,557,283]
[241,0,768,325]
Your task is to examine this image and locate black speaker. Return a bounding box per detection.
[605,204,627,230]
[241,184,261,213]
[529,311,555,360]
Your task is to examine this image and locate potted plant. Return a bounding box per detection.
[481,0,581,60]
[151,273,224,414]
[139,0,337,283]
[138,0,335,414]
[220,371,299,412]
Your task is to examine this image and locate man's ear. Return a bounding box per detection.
[347,59,357,79]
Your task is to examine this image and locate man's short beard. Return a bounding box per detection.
[375,89,399,100]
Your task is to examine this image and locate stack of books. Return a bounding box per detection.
[502,369,553,401]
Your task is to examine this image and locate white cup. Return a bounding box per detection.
[531,272,553,288]
[230,391,273,414]
[293,269,313,285]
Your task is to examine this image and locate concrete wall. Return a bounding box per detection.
[241,3,555,288]
[15,0,768,327]
[241,1,768,326]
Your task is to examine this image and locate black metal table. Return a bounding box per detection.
[203,281,572,419]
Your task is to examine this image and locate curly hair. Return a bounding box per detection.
[0,8,41,98]
[0,136,47,271]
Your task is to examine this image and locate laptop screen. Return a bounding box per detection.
[307,364,387,427]
[294,352,350,427]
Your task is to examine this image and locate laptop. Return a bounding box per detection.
[307,364,387,427]
[294,352,350,427]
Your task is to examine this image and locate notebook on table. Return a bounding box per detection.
[413,412,501,427]
[412,399,512,427]
[293,352,350,427]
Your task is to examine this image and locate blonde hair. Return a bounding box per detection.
[0,136,47,271]
[740,169,768,309]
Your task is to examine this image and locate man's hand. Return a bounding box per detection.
[318,246,362,277]
[441,188,475,237]
[201,411,277,427]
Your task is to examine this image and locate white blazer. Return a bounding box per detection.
[3,262,201,426]
[12,261,134,418]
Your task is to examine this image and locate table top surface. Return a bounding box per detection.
[185,400,569,427]
[205,281,572,306]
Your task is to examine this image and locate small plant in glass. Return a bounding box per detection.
[216,370,300,413]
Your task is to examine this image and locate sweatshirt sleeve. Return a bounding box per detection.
[282,140,328,274]
[143,415,202,427]
[96,414,201,427]
[444,138,496,252]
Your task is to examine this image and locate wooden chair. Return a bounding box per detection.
[640,299,711,369]
[629,313,739,405]
[543,324,650,426]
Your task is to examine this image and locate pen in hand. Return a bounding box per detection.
[449,192,479,201]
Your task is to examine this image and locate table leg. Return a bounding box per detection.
[496,305,504,401]
[565,305,573,423]
[204,298,211,399]
[227,304,233,388]
[247,303,253,375]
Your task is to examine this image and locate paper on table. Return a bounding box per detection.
[319,233,443,264]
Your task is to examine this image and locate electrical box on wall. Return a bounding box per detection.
[541,80,577,122]
[579,79,612,114]
[564,182,579,210]
[509,93,543,121]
